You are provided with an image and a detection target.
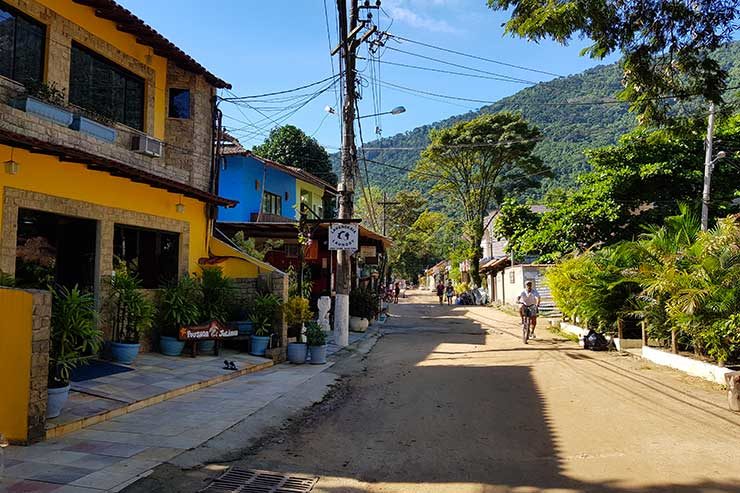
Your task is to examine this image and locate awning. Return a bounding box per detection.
[479,257,509,273]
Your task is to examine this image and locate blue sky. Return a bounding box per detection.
[118,0,618,151]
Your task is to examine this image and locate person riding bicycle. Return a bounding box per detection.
[517,281,541,339]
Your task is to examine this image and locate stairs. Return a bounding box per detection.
[536,285,562,318]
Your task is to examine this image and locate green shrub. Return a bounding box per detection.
[198,267,235,324]
[49,286,103,387]
[159,275,201,337]
[106,264,154,344]
[305,321,326,347]
[250,293,283,337]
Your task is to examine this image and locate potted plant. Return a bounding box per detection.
[158,275,201,356]
[105,265,154,364]
[249,293,282,356]
[349,287,373,332]
[230,305,253,336]
[284,296,313,364]
[48,286,103,418]
[306,320,328,365]
[197,267,235,353]
[13,82,74,127]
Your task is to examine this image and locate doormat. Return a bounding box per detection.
[71,360,134,382]
[200,468,318,493]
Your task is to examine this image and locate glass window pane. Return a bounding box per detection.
[0,8,15,79]
[13,15,44,86]
[168,88,190,119]
[69,43,145,130]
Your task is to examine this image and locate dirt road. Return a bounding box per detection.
[133,290,740,492]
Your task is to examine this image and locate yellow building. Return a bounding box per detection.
[0,0,276,443]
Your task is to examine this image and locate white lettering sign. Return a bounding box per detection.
[329,223,359,250]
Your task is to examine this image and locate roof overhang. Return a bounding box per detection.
[71,0,231,89]
[0,128,237,207]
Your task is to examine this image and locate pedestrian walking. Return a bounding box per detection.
[436,281,444,305]
[445,281,454,305]
[394,282,400,303]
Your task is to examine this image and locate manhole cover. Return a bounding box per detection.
[200,468,318,493]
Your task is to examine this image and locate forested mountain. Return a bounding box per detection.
[335,42,740,199]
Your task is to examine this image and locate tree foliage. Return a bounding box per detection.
[487,0,740,123]
[412,112,547,284]
[254,125,337,185]
[497,118,740,262]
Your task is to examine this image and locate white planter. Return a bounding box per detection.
[349,316,368,332]
[642,346,733,385]
[613,338,642,351]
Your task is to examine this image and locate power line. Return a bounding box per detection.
[378,59,538,83]
[386,33,563,78]
[220,75,340,101]
[384,46,536,85]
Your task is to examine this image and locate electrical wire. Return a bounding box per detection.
[220,75,340,101]
[384,46,536,85]
[386,33,563,78]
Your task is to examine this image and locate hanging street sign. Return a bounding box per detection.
[329,223,359,251]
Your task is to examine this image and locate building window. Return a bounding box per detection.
[69,43,145,130]
[284,244,299,258]
[113,224,179,289]
[262,191,282,216]
[509,270,516,284]
[0,2,45,87]
[168,88,190,118]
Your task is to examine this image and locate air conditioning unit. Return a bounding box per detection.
[131,135,163,157]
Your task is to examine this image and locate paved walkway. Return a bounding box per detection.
[1,327,378,493]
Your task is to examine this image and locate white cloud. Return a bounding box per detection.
[386,5,459,34]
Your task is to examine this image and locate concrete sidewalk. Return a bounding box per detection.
[1,329,380,493]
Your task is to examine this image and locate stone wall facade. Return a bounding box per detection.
[0,0,216,192]
[1,187,190,340]
[27,289,51,443]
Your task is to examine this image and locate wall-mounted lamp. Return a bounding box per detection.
[176,196,185,214]
[4,148,19,175]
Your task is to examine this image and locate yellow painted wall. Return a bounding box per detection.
[0,145,208,273]
[36,0,168,139]
[0,288,33,442]
[296,180,326,220]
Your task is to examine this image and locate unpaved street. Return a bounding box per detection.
[134,290,740,492]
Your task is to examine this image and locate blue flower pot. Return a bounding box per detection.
[309,345,327,365]
[197,339,215,353]
[160,336,185,356]
[235,321,253,336]
[70,115,117,142]
[47,384,70,418]
[250,335,270,356]
[110,342,140,364]
[287,342,307,364]
[14,96,74,126]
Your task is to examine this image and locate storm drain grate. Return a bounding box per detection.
[200,468,318,493]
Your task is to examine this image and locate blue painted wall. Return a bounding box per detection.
[218,155,297,222]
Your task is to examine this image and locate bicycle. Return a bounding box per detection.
[520,304,535,344]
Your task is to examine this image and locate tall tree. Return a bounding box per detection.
[411,112,546,285]
[487,0,739,123]
[253,125,338,185]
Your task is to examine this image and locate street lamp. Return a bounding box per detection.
[324,105,406,119]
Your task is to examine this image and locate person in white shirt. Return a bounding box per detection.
[517,281,541,338]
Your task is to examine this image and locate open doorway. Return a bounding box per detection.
[15,208,97,292]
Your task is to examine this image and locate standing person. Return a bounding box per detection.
[517,280,541,339]
[445,281,455,305]
[436,281,444,305]
[394,282,400,303]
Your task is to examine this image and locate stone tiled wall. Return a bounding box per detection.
[0,0,216,193]
[27,289,51,443]
[164,61,216,191]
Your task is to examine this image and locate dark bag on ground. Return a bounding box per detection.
[583,329,609,351]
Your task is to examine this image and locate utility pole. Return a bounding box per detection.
[378,191,400,237]
[333,0,360,347]
[701,102,716,231]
